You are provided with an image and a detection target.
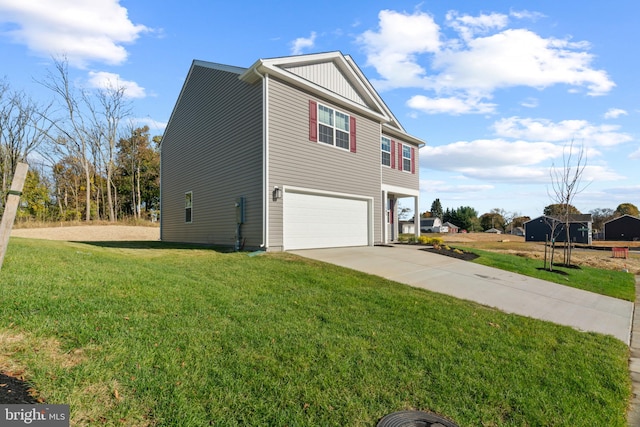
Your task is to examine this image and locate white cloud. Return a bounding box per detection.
[509,10,546,21]
[432,29,613,96]
[493,116,633,147]
[422,139,562,173]
[132,117,167,132]
[290,31,317,55]
[420,179,494,193]
[358,9,615,114]
[630,148,640,160]
[407,94,496,114]
[446,11,508,41]
[87,71,146,98]
[520,98,539,108]
[0,0,149,67]
[603,108,628,119]
[358,9,440,89]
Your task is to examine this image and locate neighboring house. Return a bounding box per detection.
[524,215,593,244]
[485,228,502,234]
[400,220,415,234]
[442,222,458,233]
[604,215,640,241]
[509,226,525,237]
[160,52,425,251]
[420,217,445,233]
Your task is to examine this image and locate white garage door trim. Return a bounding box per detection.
[283,187,373,250]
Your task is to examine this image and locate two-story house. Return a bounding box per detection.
[160,51,425,251]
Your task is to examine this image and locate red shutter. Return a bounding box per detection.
[397,143,403,171]
[391,140,395,169]
[349,116,356,153]
[411,147,416,174]
[309,100,317,142]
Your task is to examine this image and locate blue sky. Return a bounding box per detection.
[0,0,638,219]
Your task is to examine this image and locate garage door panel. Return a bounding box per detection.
[284,192,369,250]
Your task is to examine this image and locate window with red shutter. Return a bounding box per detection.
[391,140,396,169]
[349,116,356,153]
[309,100,318,142]
[312,101,356,153]
[411,147,416,174]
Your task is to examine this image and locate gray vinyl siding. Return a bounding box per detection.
[266,77,382,249]
[381,136,420,189]
[161,64,263,247]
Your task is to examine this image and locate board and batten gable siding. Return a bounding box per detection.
[283,61,367,108]
[381,135,420,190]
[161,64,263,247]
[266,77,382,250]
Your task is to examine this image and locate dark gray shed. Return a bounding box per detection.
[524,214,593,244]
[604,215,640,241]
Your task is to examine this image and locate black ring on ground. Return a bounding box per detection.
[377,410,459,427]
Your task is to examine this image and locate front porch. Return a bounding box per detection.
[382,185,420,244]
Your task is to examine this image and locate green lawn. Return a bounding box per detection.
[458,247,636,301]
[0,238,631,426]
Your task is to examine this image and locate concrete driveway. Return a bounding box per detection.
[291,244,633,344]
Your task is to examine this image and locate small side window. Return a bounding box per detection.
[402,145,411,172]
[185,191,193,223]
[381,136,391,167]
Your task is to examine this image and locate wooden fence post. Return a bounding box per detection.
[0,162,29,271]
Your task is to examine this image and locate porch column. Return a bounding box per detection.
[414,196,420,238]
[382,190,388,244]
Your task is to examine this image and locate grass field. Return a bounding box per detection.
[462,247,636,301]
[0,238,632,426]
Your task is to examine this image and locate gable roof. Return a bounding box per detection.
[525,214,593,224]
[604,214,640,225]
[239,51,425,147]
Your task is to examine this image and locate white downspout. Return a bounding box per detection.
[254,68,269,249]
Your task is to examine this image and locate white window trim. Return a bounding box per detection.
[381,136,391,168]
[402,144,412,173]
[318,103,350,151]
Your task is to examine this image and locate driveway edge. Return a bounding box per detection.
[628,275,640,426]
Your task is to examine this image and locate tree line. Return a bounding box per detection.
[0,58,160,223]
[424,198,638,234]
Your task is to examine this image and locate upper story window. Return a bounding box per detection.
[318,104,350,150]
[384,138,416,174]
[309,100,356,153]
[381,136,391,167]
[402,145,412,172]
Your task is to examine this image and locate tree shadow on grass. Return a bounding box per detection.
[72,240,233,252]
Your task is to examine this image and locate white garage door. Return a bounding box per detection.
[283,191,370,250]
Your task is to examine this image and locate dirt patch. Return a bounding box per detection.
[434,232,640,274]
[0,372,39,404]
[11,225,159,241]
[421,246,479,261]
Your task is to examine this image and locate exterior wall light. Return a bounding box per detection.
[273,186,282,201]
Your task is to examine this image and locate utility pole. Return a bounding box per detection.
[0,162,29,271]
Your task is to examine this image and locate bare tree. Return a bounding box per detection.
[38,57,94,221]
[0,81,52,208]
[548,140,589,267]
[542,215,563,271]
[90,82,131,222]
